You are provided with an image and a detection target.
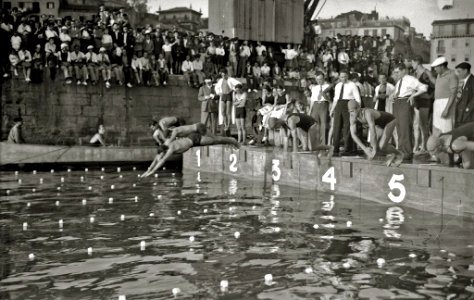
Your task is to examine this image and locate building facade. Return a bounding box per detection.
[0,0,60,17]
[431,18,474,67]
[157,6,202,33]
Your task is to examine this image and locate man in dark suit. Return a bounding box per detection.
[454,62,474,127]
[198,77,218,134]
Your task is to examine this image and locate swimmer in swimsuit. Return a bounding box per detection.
[149,117,186,144]
[89,125,106,147]
[268,113,334,157]
[149,121,166,145]
[427,122,474,169]
[348,100,404,166]
[164,123,208,146]
[141,133,240,177]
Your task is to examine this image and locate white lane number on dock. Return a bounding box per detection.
[196,149,201,167]
[388,174,406,203]
[229,153,238,173]
[272,159,281,182]
[322,167,336,191]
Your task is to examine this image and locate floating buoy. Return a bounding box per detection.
[134,196,138,202]
[304,267,313,274]
[346,221,352,228]
[32,170,37,174]
[172,287,180,297]
[376,258,386,267]
[88,186,92,191]
[264,274,273,285]
[154,174,158,178]
[111,185,115,190]
[379,218,384,223]
[118,296,126,300]
[157,195,162,200]
[6,190,10,195]
[189,236,195,242]
[313,224,319,229]
[119,175,123,179]
[101,167,105,172]
[117,167,121,173]
[28,253,35,261]
[100,176,104,180]
[409,253,416,259]
[153,182,157,186]
[133,167,136,171]
[172,173,175,177]
[90,216,95,223]
[67,168,71,172]
[40,178,44,184]
[220,279,228,290]
[108,197,113,204]
[18,179,22,184]
[26,202,31,207]
[203,209,208,213]
[87,247,93,255]
[58,219,63,228]
[55,200,60,206]
[140,241,146,251]
[82,199,87,205]
[51,169,54,173]
[120,214,125,221]
[342,262,351,269]
[80,176,84,182]
[57,187,61,191]
[23,222,28,231]
[85,168,88,172]
[234,232,240,239]
[14,171,19,176]
[177,210,181,215]
[149,213,154,217]
[32,188,36,193]
[132,183,136,187]
[274,227,281,233]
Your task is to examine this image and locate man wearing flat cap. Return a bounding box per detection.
[454,62,474,127]
[431,56,458,133]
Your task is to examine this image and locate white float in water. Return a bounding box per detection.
[51,169,54,173]
[220,279,229,291]
[85,168,88,172]
[82,199,87,205]
[117,167,121,173]
[313,224,319,229]
[133,167,136,171]
[67,168,71,172]
[172,288,180,297]
[90,216,95,223]
[342,262,351,269]
[33,170,37,174]
[58,219,63,228]
[140,241,146,251]
[409,253,417,258]
[153,182,157,186]
[149,213,154,217]
[111,185,115,190]
[80,176,84,182]
[346,221,352,228]
[274,227,281,233]
[172,173,175,177]
[234,232,240,239]
[100,176,104,180]
[177,210,181,215]
[119,175,123,179]
[57,187,61,191]
[189,236,195,242]
[304,267,313,274]
[203,209,208,213]
[55,200,60,206]
[118,296,126,300]
[154,173,158,178]
[108,197,113,204]
[101,167,105,172]
[28,253,35,261]
[32,188,36,193]
[18,179,22,184]
[379,218,384,223]
[87,247,93,255]
[26,202,31,207]
[132,183,136,187]
[88,186,92,190]
[14,171,19,176]
[264,274,273,285]
[120,214,125,221]
[23,222,28,231]
[40,178,44,184]
[157,195,162,200]
[134,196,138,202]
[376,258,386,267]
[6,190,10,195]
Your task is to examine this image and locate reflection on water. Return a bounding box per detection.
[0,168,473,299]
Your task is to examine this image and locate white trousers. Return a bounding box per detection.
[433,98,453,133]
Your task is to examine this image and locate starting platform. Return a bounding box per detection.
[183,145,474,217]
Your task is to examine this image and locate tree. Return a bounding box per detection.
[127,0,148,15]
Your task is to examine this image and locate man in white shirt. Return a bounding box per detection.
[69,45,87,85]
[256,41,266,64]
[309,73,330,144]
[281,44,298,69]
[192,55,204,86]
[391,64,428,160]
[337,49,350,72]
[181,55,196,87]
[238,41,250,77]
[331,71,361,155]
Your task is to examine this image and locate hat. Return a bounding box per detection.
[61,26,68,30]
[99,47,106,52]
[431,56,447,67]
[455,62,471,70]
[87,45,94,50]
[60,43,68,49]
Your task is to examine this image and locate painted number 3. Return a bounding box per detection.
[272,159,281,182]
[322,167,336,191]
[229,154,238,173]
[388,174,406,203]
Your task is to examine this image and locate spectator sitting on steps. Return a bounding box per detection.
[7,117,25,144]
[89,124,107,146]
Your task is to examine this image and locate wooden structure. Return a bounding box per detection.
[183,145,474,217]
[208,0,304,44]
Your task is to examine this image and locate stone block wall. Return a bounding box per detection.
[1,77,201,146]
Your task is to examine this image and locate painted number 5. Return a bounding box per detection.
[229,153,238,173]
[196,149,201,167]
[272,159,281,182]
[322,167,336,191]
[388,174,406,203]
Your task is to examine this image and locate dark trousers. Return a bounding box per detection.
[333,100,351,153]
[393,98,413,157]
[310,101,328,145]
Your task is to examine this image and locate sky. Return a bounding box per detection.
[147,0,473,37]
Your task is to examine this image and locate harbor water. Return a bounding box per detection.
[0,167,473,299]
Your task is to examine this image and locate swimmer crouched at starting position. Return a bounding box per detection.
[348,99,404,166]
[141,124,240,177]
[427,122,474,169]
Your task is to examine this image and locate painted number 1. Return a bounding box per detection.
[388,174,406,203]
[196,149,201,167]
[272,159,281,182]
[322,167,336,191]
[229,154,238,173]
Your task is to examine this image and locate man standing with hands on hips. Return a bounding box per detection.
[391,64,428,161]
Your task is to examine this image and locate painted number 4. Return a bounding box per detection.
[196,149,201,167]
[322,167,336,191]
[388,174,406,203]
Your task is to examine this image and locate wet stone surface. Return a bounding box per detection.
[0,167,473,299]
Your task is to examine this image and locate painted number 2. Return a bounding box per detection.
[388,174,406,203]
[272,159,281,182]
[229,154,238,173]
[196,149,201,167]
[322,167,336,191]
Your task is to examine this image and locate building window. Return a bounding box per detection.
[437,39,445,54]
[18,2,24,9]
[364,29,369,36]
[451,54,456,62]
[372,29,377,36]
[456,24,466,35]
[46,2,55,9]
[32,2,40,13]
[381,29,387,36]
[452,39,457,47]
[3,2,12,10]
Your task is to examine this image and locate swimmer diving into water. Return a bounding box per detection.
[141,132,240,177]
